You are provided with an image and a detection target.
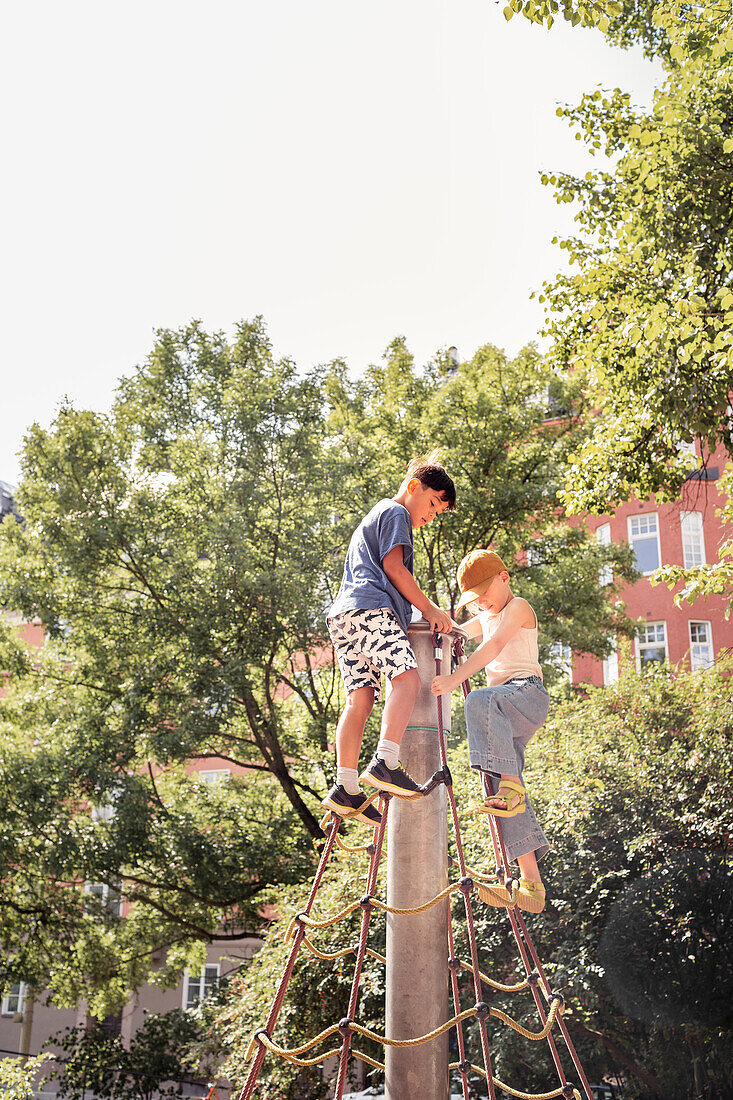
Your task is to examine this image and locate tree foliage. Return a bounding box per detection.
[0,320,631,1012]
[0,1055,53,1100]
[50,1010,210,1100]
[653,466,733,612]
[217,659,733,1100]
[503,0,621,31]
[541,0,733,511]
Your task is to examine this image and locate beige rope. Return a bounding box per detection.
[490,996,562,1041]
[370,882,460,916]
[246,995,560,1066]
[352,1049,385,1072]
[449,1063,581,1100]
[459,958,531,994]
[300,933,385,965]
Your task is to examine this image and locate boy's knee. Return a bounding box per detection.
[391,667,420,699]
[464,689,484,724]
[346,687,374,720]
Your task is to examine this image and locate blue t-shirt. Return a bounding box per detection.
[327,499,414,634]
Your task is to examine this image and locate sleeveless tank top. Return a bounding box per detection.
[480,599,542,687]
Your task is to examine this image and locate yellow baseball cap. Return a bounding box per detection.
[455,549,508,609]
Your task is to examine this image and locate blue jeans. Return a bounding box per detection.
[464,678,550,865]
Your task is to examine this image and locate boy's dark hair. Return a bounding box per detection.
[406,450,457,510]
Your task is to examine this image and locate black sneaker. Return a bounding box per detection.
[321,784,382,826]
[361,755,423,799]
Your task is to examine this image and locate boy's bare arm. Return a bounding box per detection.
[459,614,483,640]
[431,598,533,694]
[382,546,452,634]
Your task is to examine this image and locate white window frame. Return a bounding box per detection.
[197,769,231,785]
[596,523,612,586]
[1,981,27,1016]
[183,963,220,1010]
[628,513,661,576]
[84,881,122,918]
[680,511,706,569]
[636,621,668,669]
[550,642,572,683]
[602,637,619,685]
[689,621,714,671]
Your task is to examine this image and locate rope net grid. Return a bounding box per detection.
[235,634,593,1100]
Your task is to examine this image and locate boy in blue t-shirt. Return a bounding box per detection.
[322,454,457,825]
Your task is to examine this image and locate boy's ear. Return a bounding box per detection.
[406,477,421,495]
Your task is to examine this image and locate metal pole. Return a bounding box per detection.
[385,620,454,1100]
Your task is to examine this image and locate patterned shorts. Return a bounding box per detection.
[327,607,418,701]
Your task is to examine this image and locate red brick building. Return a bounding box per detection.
[572,442,733,686]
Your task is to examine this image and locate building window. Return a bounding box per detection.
[681,511,706,569]
[183,964,220,1010]
[84,881,122,918]
[602,638,619,685]
[549,642,572,682]
[596,523,612,585]
[689,621,713,671]
[1,982,26,1016]
[197,769,231,785]
[637,622,668,668]
[628,514,661,575]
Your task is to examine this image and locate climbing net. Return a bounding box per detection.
[237,634,594,1100]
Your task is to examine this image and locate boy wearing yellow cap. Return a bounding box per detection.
[431,549,550,913]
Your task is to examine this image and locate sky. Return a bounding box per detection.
[1,1,660,486]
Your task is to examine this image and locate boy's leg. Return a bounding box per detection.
[335,685,375,771]
[363,667,425,798]
[377,666,420,761]
[323,684,381,825]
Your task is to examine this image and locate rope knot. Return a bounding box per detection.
[527,970,540,986]
[550,991,565,1009]
[459,876,474,895]
[447,956,460,972]
[458,1059,472,1074]
[338,1017,353,1036]
[360,894,374,911]
[474,1001,490,1020]
[561,1085,579,1099]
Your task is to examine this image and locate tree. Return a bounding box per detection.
[326,338,638,676]
[217,658,733,1100]
[540,0,733,513]
[653,466,733,611]
[0,1055,52,1100]
[0,321,631,1013]
[50,1010,211,1100]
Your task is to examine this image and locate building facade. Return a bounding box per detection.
[572,443,732,686]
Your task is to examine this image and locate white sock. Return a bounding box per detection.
[337,767,361,795]
[377,738,400,769]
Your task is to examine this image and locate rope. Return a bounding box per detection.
[449,1063,582,1100]
[237,631,593,1100]
[246,995,562,1067]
